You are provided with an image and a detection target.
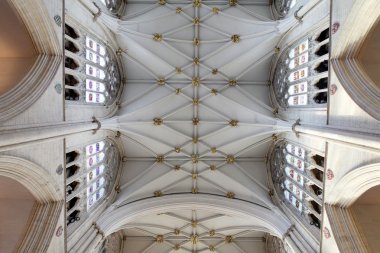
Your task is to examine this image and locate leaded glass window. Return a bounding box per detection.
[273,28,330,108]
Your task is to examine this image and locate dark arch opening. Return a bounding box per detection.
[315,43,329,57]
[65,88,80,101]
[314,77,328,90]
[65,56,79,70]
[66,165,80,178]
[66,181,80,196]
[65,24,79,39]
[65,74,79,87]
[310,168,323,182]
[310,184,323,197]
[67,197,80,211]
[67,210,81,225]
[65,39,79,54]
[312,154,325,166]
[313,92,327,104]
[314,60,329,73]
[316,28,329,42]
[66,151,79,164]
[309,214,320,228]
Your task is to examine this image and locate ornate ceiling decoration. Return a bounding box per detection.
[98,1,297,251]
[121,210,268,253]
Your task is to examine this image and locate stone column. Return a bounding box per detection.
[294,124,380,150]
[0,120,99,151]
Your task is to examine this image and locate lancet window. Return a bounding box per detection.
[65,139,119,229]
[270,140,324,231]
[64,23,121,105]
[273,0,297,18]
[273,27,330,108]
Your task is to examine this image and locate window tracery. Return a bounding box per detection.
[65,139,120,229]
[273,28,330,108]
[273,0,297,18]
[270,140,324,231]
[64,23,121,105]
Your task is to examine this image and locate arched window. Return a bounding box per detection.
[65,139,120,229]
[270,140,324,232]
[98,0,125,15]
[64,23,121,105]
[273,0,297,18]
[273,27,330,108]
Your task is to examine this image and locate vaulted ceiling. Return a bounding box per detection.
[99,1,295,252]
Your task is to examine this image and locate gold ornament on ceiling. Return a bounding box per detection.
[153,117,163,125]
[175,147,181,153]
[212,68,218,75]
[210,147,217,153]
[229,0,238,6]
[153,33,162,41]
[231,34,240,43]
[192,173,198,180]
[229,119,239,127]
[193,37,200,46]
[175,88,181,95]
[174,228,180,235]
[227,192,235,199]
[193,18,200,25]
[158,0,166,5]
[209,245,216,251]
[174,165,181,171]
[212,7,219,14]
[154,191,162,197]
[193,98,199,105]
[191,220,198,227]
[192,0,201,7]
[175,67,182,74]
[192,187,199,194]
[229,79,237,86]
[210,165,216,171]
[175,7,182,13]
[226,155,235,164]
[155,235,164,243]
[209,229,216,236]
[191,234,199,244]
[192,117,200,125]
[192,138,198,144]
[191,154,199,163]
[193,57,200,65]
[156,155,164,163]
[225,235,233,243]
[157,78,166,86]
[211,88,218,95]
[192,77,200,86]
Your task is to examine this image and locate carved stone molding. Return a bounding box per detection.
[0,0,61,122]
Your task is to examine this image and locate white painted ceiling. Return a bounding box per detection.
[100,1,294,252]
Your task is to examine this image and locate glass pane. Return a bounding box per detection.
[286,154,305,171]
[86,92,106,103]
[285,179,303,200]
[86,79,106,92]
[288,82,308,95]
[87,152,105,167]
[288,94,308,106]
[288,53,308,69]
[86,49,106,67]
[289,40,308,58]
[286,144,306,159]
[86,141,105,156]
[86,37,106,56]
[288,68,308,82]
[87,164,105,181]
[285,166,304,186]
[86,64,105,79]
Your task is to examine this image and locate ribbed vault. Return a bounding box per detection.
[98,1,297,252]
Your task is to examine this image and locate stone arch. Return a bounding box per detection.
[325,163,380,253]
[331,0,380,120]
[97,194,292,238]
[0,0,61,122]
[0,156,63,253]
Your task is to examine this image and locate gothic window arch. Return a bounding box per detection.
[273,27,330,108]
[64,23,122,105]
[98,0,125,15]
[65,138,120,229]
[270,140,324,233]
[273,0,297,18]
